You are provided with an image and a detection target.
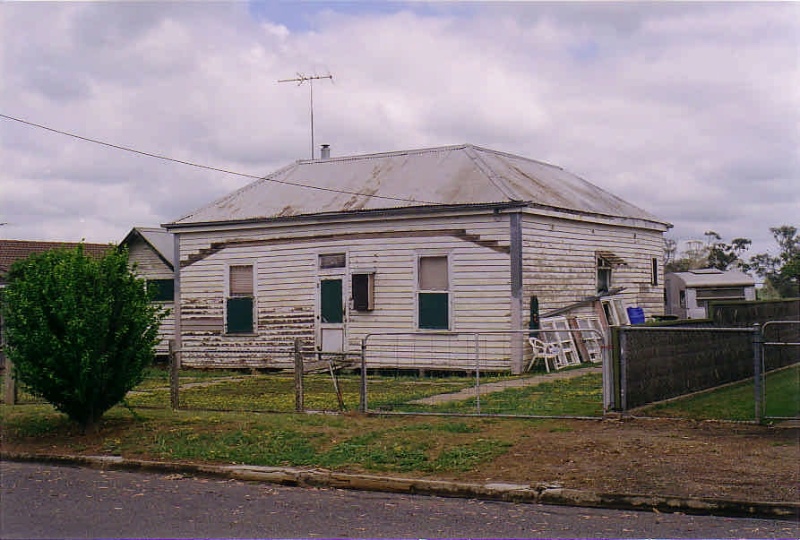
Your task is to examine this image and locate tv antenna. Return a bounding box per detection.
[278,72,334,159]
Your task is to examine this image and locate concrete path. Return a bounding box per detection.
[411,366,603,405]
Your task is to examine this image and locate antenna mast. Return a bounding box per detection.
[278,73,334,159]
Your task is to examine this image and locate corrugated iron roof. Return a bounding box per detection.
[0,240,111,277]
[670,269,755,287]
[168,144,670,228]
[120,227,175,269]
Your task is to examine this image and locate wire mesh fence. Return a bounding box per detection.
[4,322,795,423]
[762,321,800,421]
[359,330,606,418]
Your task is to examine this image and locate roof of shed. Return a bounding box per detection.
[120,227,175,269]
[169,144,670,228]
[668,268,755,287]
[0,240,110,277]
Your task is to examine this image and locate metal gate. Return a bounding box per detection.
[358,328,608,418]
[760,321,800,422]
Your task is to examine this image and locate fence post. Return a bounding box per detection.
[359,338,367,413]
[474,333,481,415]
[618,327,627,412]
[169,340,179,410]
[294,338,304,413]
[753,323,764,423]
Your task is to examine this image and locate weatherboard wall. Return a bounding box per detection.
[176,212,514,371]
[127,237,175,355]
[520,213,666,321]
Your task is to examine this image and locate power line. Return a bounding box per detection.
[0,112,436,205]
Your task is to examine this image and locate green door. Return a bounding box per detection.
[320,279,343,324]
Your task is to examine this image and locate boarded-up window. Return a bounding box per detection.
[227,265,254,333]
[418,256,449,329]
[352,273,374,311]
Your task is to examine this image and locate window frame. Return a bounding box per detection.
[147,278,175,302]
[651,258,659,286]
[351,272,375,311]
[416,252,452,331]
[225,262,256,335]
[596,256,613,295]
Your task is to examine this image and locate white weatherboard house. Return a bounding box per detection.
[164,144,671,373]
[120,227,176,356]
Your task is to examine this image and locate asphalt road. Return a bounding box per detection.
[1,461,797,539]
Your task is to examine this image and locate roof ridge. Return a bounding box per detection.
[463,145,523,202]
[469,144,565,171]
[296,143,469,164]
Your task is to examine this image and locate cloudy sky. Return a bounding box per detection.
[1,1,798,259]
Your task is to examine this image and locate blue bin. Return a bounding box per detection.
[627,306,645,325]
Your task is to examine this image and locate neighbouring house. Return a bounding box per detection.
[664,268,756,319]
[0,239,110,287]
[0,240,111,369]
[120,227,176,356]
[164,144,672,373]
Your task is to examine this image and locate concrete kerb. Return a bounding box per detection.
[2,452,798,521]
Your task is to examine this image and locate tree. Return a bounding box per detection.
[1,245,164,432]
[704,231,751,271]
[664,233,751,273]
[747,225,800,298]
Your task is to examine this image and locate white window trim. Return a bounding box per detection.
[224,260,257,335]
[316,250,348,276]
[414,250,453,331]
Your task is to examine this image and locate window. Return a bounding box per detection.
[651,258,659,286]
[352,273,375,311]
[319,253,346,269]
[147,279,174,302]
[418,255,449,329]
[597,256,612,295]
[227,265,254,334]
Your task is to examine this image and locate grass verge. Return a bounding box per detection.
[0,405,518,475]
[639,364,799,421]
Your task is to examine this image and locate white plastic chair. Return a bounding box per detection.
[527,338,561,373]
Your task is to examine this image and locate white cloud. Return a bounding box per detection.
[0,1,797,262]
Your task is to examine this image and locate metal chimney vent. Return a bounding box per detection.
[320,144,330,159]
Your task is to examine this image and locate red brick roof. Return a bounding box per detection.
[0,240,111,276]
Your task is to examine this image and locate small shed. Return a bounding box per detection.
[120,227,175,356]
[664,268,756,319]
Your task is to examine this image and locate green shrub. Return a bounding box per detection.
[2,245,164,432]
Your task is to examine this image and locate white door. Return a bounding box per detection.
[319,277,345,352]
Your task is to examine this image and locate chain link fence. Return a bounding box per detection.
[620,322,800,422]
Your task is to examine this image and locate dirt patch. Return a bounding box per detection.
[451,417,799,503]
